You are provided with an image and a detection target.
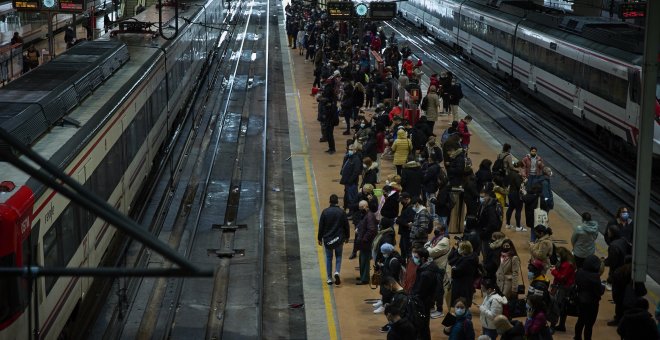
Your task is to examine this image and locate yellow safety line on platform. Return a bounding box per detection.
[287,47,339,340]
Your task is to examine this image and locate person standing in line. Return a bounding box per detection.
[539,167,554,212]
[448,298,475,340]
[606,206,634,244]
[574,255,605,340]
[457,115,472,151]
[410,248,442,340]
[426,224,450,319]
[524,294,551,340]
[340,144,362,218]
[549,246,576,332]
[521,147,544,190]
[391,128,412,175]
[447,78,464,122]
[317,194,350,285]
[479,279,507,340]
[495,239,520,301]
[354,200,378,285]
[570,212,599,268]
[423,85,441,131]
[505,161,526,232]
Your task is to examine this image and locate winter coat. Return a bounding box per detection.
[449,249,478,305]
[550,261,576,288]
[318,205,350,248]
[575,255,605,305]
[435,185,453,218]
[421,145,443,164]
[463,175,480,216]
[571,220,599,258]
[447,83,464,106]
[475,168,493,192]
[424,92,441,121]
[372,227,396,262]
[361,163,378,188]
[411,260,443,308]
[447,148,467,187]
[540,176,554,210]
[396,203,415,237]
[500,320,525,340]
[605,236,630,275]
[422,162,441,194]
[409,207,431,245]
[427,235,450,270]
[524,310,548,339]
[340,153,362,185]
[355,211,378,251]
[357,191,379,213]
[380,191,400,220]
[457,119,471,146]
[507,170,523,207]
[496,253,521,300]
[477,198,501,241]
[617,307,660,340]
[448,311,475,340]
[401,162,423,198]
[606,218,634,244]
[530,234,553,265]
[479,292,508,330]
[391,129,412,166]
[382,252,403,282]
[352,87,364,109]
[484,238,504,279]
[387,317,417,340]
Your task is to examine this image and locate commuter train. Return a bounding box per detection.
[0,0,223,338]
[398,0,660,156]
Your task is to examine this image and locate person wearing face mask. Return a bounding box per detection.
[477,190,502,261]
[493,315,524,340]
[606,206,634,244]
[495,239,521,301]
[521,146,544,191]
[524,295,551,340]
[353,200,378,285]
[426,224,450,319]
[409,197,432,250]
[479,279,508,340]
[340,144,362,219]
[448,298,475,340]
[410,248,441,340]
[448,241,479,308]
[530,224,554,269]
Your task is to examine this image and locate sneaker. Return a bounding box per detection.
[380,324,391,333]
[334,272,341,285]
[373,306,385,314]
[607,319,619,326]
[326,278,333,285]
[372,300,383,308]
[430,310,444,319]
[505,224,513,229]
[605,283,612,291]
[516,226,528,232]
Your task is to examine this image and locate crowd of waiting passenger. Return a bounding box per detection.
[296,1,660,339]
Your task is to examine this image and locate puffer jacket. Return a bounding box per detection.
[531,234,553,266]
[391,129,412,166]
[571,220,599,258]
[479,292,508,330]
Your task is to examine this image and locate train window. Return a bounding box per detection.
[515,38,529,62]
[43,225,59,294]
[58,205,80,264]
[0,253,21,324]
[628,70,641,104]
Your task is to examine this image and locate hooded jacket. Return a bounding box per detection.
[571,220,599,258]
[422,161,442,194]
[575,255,605,304]
[530,234,553,265]
[479,292,508,330]
[448,310,475,340]
[411,260,443,308]
[401,161,423,198]
[391,129,412,166]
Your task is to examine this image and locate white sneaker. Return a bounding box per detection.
[505,224,513,229]
[606,283,612,291]
[372,300,383,308]
[430,310,444,319]
[516,226,528,232]
[373,306,385,314]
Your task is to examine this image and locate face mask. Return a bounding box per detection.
[479,197,486,204]
[526,303,533,312]
[383,253,390,259]
[433,229,441,237]
[621,212,630,220]
[348,151,354,156]
[412,256,421,266]
[530,153,537,157]
[455,308,465,316]
[360,123,365,128]
[528,272,535,280]
[363,163,367,168]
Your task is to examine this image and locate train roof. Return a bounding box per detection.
[466,0,645,63]
[0,0,212,201]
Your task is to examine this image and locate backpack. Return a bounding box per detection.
[420,95,429,111]
[492,153,507,177]
[549,242,558,266]
[440,128,453,144]
[403,294,427,330]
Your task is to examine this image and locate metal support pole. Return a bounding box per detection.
[632,1,660,283]
[48,12,55,60]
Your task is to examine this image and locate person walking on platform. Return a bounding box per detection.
[505,161,526,232]
[340,144,362,218]
[574,255,605,340]
[521,147,544,190]
[410,248,442,340]
[570,212,599,268]
[354,200,378,285]
[317,194,350,285]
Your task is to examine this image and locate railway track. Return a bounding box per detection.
[385,19,660,277]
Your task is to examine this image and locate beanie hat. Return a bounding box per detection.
[493,315,513,332]
[530,258,545,272]
[380,243,394,254]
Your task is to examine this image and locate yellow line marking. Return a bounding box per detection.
[287,45,339,340]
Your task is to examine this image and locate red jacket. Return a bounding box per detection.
[371,36,381,52]
[457,119,471,146]
[521,154,544,178]
[402,59,414,77]
[550,261,576,288]
[376,131,386,153]
[389,106,403,121]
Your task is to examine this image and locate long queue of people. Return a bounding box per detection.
[295,2,660,339]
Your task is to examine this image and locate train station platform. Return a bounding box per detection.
[279,16,660,340]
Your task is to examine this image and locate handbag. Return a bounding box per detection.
[406,140,415,162]
[504,298,527,318]
[441,312,457,327]
[533,196,548,226]
[565,285,580,316]
[370,271,382,290]
[515,259,525,295]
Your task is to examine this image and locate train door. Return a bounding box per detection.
[626,68,641,126]
[526,43,537,91]
[76,167,92,294]
[573,54,587,118]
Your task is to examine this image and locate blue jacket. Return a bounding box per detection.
[449,311,475,340]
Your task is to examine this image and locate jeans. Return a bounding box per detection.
[506,197,522,227]
[434,270,445,312]
[399,232,411,260]
[324,245,343,279]
[482,327,498,340]
[575,302,599,340]
[438,216,448,235]
[324,122,335,151]
[425,192,437,220]
[344,183,358,213]
[358,250,371,283]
